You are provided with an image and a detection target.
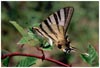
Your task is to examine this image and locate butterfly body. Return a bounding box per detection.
[33,7,74,53]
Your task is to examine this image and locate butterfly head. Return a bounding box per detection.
[57,40,73,53]
[62,46,72,53]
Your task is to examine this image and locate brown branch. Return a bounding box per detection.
[2,52,71,67]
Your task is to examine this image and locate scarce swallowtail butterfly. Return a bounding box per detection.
[32,7,74,53]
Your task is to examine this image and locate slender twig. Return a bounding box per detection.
[2,52,71,67]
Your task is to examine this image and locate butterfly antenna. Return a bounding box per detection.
[71,46,84,54]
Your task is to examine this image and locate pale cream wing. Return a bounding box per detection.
[33,7,74,43]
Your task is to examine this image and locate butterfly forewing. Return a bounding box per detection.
[33,7,74,45]
[64,7,74,36]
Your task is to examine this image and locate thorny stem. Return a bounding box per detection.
[2,52,71,67]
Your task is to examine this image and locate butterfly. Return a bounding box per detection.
[32,7,74,53]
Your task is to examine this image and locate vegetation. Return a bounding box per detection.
[1,1,99,67]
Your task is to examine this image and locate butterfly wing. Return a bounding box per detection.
[33,7,74,44]
[63,7,74,36]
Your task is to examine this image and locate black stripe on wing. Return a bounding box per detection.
[48,17,52,23]
[64,8,69,24]
[64,7,74,36]
[43,20,57,35]
[53,13,60,31]
[32,27,45,38]
[57,10,61,20]
[39,24,55,41]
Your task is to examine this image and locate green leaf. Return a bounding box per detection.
[2,57,10,67]
[17,36,30,44]
[17,36,40,46]
[42,42,53,51]
[80,44,99,66]
[17,57,37,67]
[10,21,27,36]
[28,28,40,40]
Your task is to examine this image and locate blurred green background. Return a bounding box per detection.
[1,1,99,67]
